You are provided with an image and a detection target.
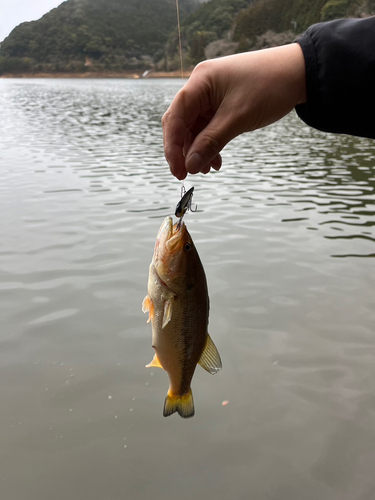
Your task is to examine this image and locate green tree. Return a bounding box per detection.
[189,31,207,63]
[321,0,351,20]
[235,35,250,53]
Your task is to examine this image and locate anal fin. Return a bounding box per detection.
[198,333,222,375]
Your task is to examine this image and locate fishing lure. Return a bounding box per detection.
[175,186,196,217]
[175,186,197,229]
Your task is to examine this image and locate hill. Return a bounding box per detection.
[1,0,375,75]
[233,0,375,41]
[181,0,375,61]
[0,0,200,74]
[178,0,254,62]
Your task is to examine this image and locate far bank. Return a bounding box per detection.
[0,70,192,79]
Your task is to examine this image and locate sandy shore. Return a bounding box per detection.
[0,70,192,79]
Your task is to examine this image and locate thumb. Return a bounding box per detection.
[185,109,239,174]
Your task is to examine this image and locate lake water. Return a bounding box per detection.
[1,78,375,500]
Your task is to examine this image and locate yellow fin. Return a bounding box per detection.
[163,389,194,418]
[145,353,163,369]
[198,333,222,375]
[162,298,173,329]
[142,296,154,323]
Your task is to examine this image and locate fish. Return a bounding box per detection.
[142,216,222,418]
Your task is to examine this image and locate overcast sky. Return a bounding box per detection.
[0,0,64,42]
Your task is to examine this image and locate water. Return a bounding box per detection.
[1,78,375,500]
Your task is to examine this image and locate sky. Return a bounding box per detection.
[0,0,64,42]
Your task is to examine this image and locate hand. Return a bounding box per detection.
[162,43,306,180]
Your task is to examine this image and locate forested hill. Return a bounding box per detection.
[1,0,374,75]
[233,0,375,40]
[0,0,200,73]
[182,0,375,61]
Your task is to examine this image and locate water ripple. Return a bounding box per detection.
[1,79,375,500]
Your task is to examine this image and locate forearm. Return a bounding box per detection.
[296,17,375,139]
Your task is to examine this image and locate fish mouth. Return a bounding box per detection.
[152,216,185,289]
[167,220,185,252]
[155,216,185,254]
[156,216,173,241]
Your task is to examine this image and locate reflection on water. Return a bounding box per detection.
[0,78,375,500]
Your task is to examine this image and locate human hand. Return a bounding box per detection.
[162,43,306,180]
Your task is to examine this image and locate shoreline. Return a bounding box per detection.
[0,70,192,79]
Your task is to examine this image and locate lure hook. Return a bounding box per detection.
[175,186,197,227]
[183,185,197,212]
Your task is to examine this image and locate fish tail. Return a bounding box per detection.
[163,389,194,419]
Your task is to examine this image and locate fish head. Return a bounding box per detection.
[152,216,201,292]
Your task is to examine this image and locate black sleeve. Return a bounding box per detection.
[295,17,375,139]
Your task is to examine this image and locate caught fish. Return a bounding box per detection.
[142,216,222,418]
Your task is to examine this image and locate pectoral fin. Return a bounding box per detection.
[162,298,173,329]
[198,333,222,375]
[146,353,163,369]
[142,295,154,323]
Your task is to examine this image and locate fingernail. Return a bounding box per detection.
[186,152,203,174]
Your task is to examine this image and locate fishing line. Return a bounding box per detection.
[175,0,187,206]
[175,0,184,80]
[175,1,196,215]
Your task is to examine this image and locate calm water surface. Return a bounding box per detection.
[1,78,375,500]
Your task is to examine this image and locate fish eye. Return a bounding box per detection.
[185,242,191,251]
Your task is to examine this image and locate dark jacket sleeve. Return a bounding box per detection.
[295,17,375,139]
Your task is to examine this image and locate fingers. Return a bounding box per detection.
[184,106,239,174]
[199,153,222,175]
[162,60,239,178]
[183,115,222,175]
[211,154,222,171]
[163,95,237,178]
[162,114,188,180]
[162,78,209,180]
